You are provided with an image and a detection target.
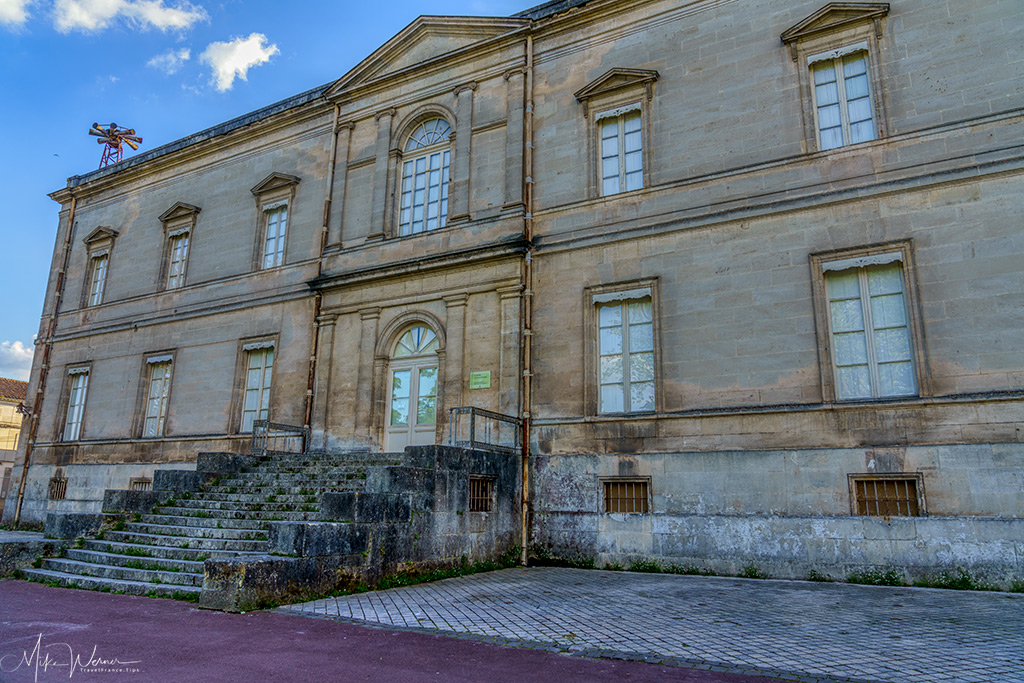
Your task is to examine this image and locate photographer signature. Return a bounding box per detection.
[0,633,141,681]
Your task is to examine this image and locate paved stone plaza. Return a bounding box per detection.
[278,567,1024,683]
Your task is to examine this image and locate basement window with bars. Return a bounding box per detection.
[48,477,68,501]
[129,477,152,492]
[602,478,650,514]
[468,476,494,513]
[850,474,923,517]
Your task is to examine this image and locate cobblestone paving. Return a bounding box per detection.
[277,568,1024,683]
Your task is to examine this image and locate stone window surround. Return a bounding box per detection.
[157,202,201,291]
[80,226,118,309]
[583,278,662,417]
[57,364,91,442]
[847,471,926,517]
[809,239,930,403]
[133,351,176,439]
[781,2,891,153]
[575,68,659,200]
[250,173,300,271]
[230,336,279,434]
[600,476,652,514]
[385,104,459,240]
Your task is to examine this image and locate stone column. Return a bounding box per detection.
[355,307,381,442]
[368,109,395,240]
[497,285,523,417]
[330,122,354,245]
[449,83,476,222]
[312,313,337,449]
[441,294,468,439]
[503,68,526,209]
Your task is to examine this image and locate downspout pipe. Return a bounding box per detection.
[520,32,535,565]
[302,103,342,450]
[14,192,77,525]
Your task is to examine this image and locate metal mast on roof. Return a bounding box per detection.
[88,122,142,168]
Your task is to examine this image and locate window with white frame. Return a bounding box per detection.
[261,204,288,269]
[398,119,451,236]
[597,295,655,413]
[824,256,916,400]
[166,231,190,289]
[143,357,172,437]
[87,253,108,306]
[240,344,273,432]
[599,107,643,196]
[63,368,89,441]
[811,45,876,151]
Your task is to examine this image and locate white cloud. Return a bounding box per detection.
[201,33,278,92]
[0,341,33,381]
[147,47,190,74]
[0,0,31,27]
[53,0,207,33]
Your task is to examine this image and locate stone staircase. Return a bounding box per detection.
[24,451,401,598]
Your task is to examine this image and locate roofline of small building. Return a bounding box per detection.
[54,0,595,195]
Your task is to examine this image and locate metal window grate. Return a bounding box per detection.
[854,477,920,517]
[469,476,493,513]
[48,477,67,501]
[129,477,152,492]
[603,479,650,513]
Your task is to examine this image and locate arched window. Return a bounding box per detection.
[398,119,451,236]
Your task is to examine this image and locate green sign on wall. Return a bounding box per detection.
[469,371,491,389]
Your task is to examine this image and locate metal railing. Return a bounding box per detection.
[251,420,309,456]
[448,407,522,455]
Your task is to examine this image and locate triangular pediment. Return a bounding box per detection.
[158,202,201,223]
[326,16,529,96]
[574,68,660,103]
[781,3,889,44]
[83,226,119,245]
[250,172,300,196]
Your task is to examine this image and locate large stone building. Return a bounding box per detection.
[0,377,28,519]
[6,0,1023,580]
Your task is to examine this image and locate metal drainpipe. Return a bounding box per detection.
[14,193,77,526]
[302,103,342,451]
[520,33,535,565]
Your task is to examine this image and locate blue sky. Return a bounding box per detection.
[0,0,526,380]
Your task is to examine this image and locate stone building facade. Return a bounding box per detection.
[0,377,28,519]
[6,0,1023,579]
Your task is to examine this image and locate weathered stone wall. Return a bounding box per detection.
[532,443,1024,583]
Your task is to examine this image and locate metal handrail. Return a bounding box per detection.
[251,420,309,456]
[448,407,521,455]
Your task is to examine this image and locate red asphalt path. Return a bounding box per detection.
[0,580,782,683]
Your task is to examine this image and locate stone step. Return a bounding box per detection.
[103,530,266,552]
[155,505,320,522]
[41,557,202,588]
[66,548,204,574]
[84,539,262,562]
[166,499,322,513]
[22,567,202,598]
[219,472,368,484]
[138,513,266,530]
[186,492,330,505]
[122,522,267,541]
[201,484,359,496]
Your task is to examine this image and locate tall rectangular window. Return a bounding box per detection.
[143,360,172,437]
[598,297,655,413]
[825,261,915,399]
[262,206,287,269]
[63,369,89,441]
[241,346,273,432]
[599,109,643,196]
[88,254,108,306]
[166,232,190,289]
[812,51,875,151]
